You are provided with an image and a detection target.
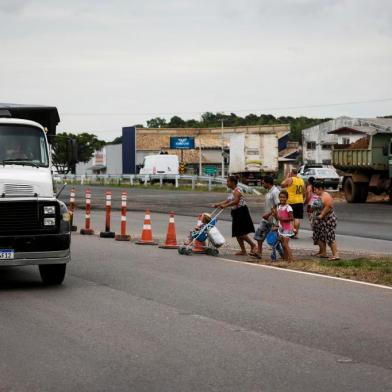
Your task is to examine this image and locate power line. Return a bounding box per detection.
[60,97,392,117]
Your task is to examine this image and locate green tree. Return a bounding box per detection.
[168,116,186,128]
[147,117,167,128]
[51,132,105,174]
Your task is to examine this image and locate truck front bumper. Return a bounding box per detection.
[0,233,71,267]
[0,249,70,266]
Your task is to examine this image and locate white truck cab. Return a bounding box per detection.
[0,110,71,285]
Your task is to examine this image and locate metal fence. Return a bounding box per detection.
[58,174,260,195]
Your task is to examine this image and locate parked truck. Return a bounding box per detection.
[332,131,392,203]
[229,131,278,185]
[0,104,72,284]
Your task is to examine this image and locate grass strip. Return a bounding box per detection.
[256,258,392,286]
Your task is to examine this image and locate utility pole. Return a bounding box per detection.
[221,119,224,178]
[199,141,202,176]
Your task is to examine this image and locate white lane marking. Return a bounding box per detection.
[216,257,392,291]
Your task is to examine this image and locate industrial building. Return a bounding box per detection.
[302,117,392,165]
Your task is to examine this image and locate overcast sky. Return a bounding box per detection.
[1,0,391,140]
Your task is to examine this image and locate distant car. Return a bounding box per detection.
[298,164,323,177]
[299,167,340,190]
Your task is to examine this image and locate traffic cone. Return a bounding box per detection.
[159,212,179,249]
[68,187,77,231]
[100,191,115,238]
[115,192,131,241]
[80,189,94,235]
[192,239,206,253]
[192,213,206,252]
[136,210,157,245]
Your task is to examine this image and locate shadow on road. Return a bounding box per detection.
[0,267,66,291]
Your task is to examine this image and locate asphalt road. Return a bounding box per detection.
[1,233,391,391]
[72,210,392,255]
[59,185,392,241]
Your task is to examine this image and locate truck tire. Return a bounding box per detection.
[343,177,362,203]
[39,264,66,285]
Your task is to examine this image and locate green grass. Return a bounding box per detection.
[320,258,392,273]
[268,257,392,286]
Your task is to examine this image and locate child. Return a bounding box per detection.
[185,213,212,245]
[275,190,294,262]
[266,210,284,262]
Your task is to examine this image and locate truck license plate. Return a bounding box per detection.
[0,249,14,260]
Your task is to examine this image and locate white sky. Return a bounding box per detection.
[1,0,391,141]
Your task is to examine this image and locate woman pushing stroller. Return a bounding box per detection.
[214,175,258,256]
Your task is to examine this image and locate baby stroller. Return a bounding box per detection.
[266,230,284,262]
[178,209,225,256]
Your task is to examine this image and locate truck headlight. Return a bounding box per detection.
[44,217,56,226]
[44,206,56,215]
[62,212,71,222]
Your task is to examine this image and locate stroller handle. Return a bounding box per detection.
[209,208,225,219]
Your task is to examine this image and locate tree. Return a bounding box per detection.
[51,132,105,174]
[147,117,167,128]
[168,116,186,128]
[108,112,332,145]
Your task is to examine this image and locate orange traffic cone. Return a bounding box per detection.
[192,239,206,253]
[115,192,131,241]
[136,210,157,245]
[159,212,179,249]
[192,213,207,252]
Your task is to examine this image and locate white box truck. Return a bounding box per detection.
[0,105,71,285]
[229,132,278,185]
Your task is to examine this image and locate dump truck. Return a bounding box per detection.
[229,131,278,185]
[332,131,392,203]
[0,104,72,284]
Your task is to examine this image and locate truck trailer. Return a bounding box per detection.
[332,131,392,203]
[0,104,71,284]
[229,131,278,185]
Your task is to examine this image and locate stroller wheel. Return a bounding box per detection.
[185,249,193,256]
[205,248,212,255]
[211,248,219,257]
[178,247,185,255]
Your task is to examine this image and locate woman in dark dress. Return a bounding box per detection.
[214,175,257,256]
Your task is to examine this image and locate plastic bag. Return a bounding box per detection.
[207,226,225,248]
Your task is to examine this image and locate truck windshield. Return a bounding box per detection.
[0,125,49,167]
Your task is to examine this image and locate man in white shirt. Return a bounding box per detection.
[254,175,280,258]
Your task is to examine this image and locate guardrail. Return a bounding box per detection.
[57,174,260,195]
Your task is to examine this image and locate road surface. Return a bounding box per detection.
[60,185,392,241]
[0,218,391,391]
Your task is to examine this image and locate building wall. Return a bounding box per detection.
[106,144,122,174]
[302,117,361,164]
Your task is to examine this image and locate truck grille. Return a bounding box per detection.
[0,201,59,235]
[1,184,36,197]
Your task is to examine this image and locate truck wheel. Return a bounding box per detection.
[343,177,362,203]
[39,264,66,285]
